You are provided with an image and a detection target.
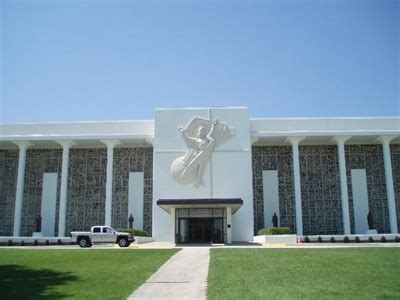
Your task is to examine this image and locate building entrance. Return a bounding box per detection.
[175,208,226,244]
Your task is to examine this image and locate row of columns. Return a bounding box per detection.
[12,139,120,237]
[9,135,399,237]
[286,135,398,235]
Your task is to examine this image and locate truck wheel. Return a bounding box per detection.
[118,237,128,247]
[78,238,89,248]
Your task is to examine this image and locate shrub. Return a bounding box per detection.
[380,236,387,243]
[57,239,63,245]
[257,228,269,236]
[7,239,13,246]
[343,236,349,243]
[45,240,50,246]
[117,228,148,237]
[304,236,310,243]
[33,239,39,246]
[355,236,360,243]
[395,236,400,243]
[330,237,336,243]
[368,236,374,243]
[256,227,291,236]
[20,240,25,246]
[317,236,323,243]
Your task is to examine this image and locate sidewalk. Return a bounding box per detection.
[128,247,209,300]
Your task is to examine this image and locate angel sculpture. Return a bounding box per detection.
[170,117,235,187]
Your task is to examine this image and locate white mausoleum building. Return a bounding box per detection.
[0,107,399,243]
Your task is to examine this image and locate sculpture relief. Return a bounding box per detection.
[171,117,235,187]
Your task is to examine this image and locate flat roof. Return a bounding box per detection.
[157,198,243,214]
[1,114,399,148]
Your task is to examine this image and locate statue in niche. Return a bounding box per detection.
[272,213,278,228]
[170,117,235,187]
[128,214,134,229]
[367,211,374,229]
[35,215,42,232]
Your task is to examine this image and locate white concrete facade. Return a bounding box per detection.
[153,108,254,243]
[128,172,145,230]
[0,108,399,241]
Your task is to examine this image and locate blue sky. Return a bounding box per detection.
[1,0,399,122]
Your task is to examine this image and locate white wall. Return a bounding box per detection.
[263,170,280,228]
[40,173,58,236]
[128,172,144,230]
[152,107,254,242]
[210,108,254,242]
[351,169,369,234]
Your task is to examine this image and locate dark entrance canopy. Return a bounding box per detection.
[157,198,243,214]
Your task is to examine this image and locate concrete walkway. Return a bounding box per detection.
[128,247,210,300]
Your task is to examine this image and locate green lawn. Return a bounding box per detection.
[0,248,178,299]
[208,248,400,299]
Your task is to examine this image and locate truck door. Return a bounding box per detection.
[102,227,116,243]
[92,227,102,243]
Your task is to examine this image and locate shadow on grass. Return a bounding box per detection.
[0,264,79,298]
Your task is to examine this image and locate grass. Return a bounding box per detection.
[208,248,400,299]
[0,248,178,299]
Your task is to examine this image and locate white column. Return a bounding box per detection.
[378,136,398,234]
[332,136,351,235]
[226,207,232,244]
[56,140,75,237]
[12,141,32,236]
[101,140,120,227]
[286,137,305,236]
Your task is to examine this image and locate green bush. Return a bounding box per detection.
[304,236,310,243]
[317,236,323,243]
[117,228,148,237]
[330,237,336,243]
[7,239,13,246]
[343,236,349,243]
[256,227,291,236]
[395,236,400,243]
[33,239,39,246]
[368,236,374,243]
[20,240,25,246]
[57,239,63,245]
[355,236,360,243]
[45,240,50,246]
[380,236,387,243]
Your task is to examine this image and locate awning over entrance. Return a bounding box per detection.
[157,198,243,214]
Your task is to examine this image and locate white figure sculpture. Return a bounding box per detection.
[171,117,235,187]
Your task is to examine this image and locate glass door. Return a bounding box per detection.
[175,208,227,244]
[212,218,224,243]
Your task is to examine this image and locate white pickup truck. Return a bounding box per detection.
[70,226,135,248]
